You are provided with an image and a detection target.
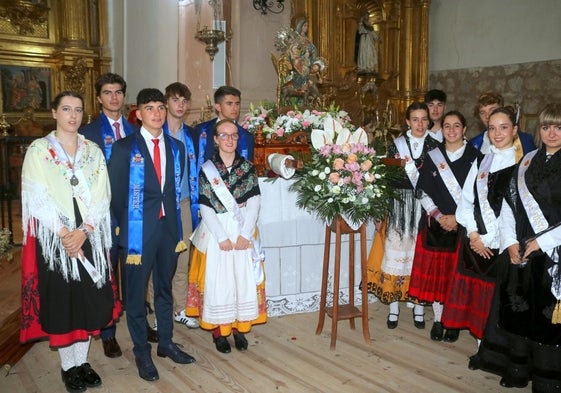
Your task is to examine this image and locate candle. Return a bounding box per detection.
[206,95,211,107]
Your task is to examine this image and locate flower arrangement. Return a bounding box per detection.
[240,101,276,134]
[289,117,398,227]
[271,105,354,138]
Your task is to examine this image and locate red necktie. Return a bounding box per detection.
[113,122,121,140]
[152,139,163,218]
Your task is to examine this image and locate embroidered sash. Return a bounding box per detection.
[100,113,134,161]
[475,153,496,237]
[200,161,264,284]
[126,136,186,265]
[394,135,419,188]
[517,150,560,303]
[428,148,462,203]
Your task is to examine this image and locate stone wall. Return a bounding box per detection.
[428,59,561,140]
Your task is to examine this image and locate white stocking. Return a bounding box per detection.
[73,338,91,366]
[59,345,76,371]
[432,301,443,322]
[388,301,400,321]
[413,304,424,322]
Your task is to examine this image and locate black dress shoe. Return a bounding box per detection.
[214,336,231,353]
[157,342,196,364]
[386,313,399,329]
[468,354,481,370]
[61,366,86,393]
[443,329,459,343]
[78,363,101,387]
[499,377,528,388]
[135,356,159,381]
[430,322,444,341]
[147,325,159,343]
[233,333,248,351]
[102,337,122,358]
[413,311,425,329]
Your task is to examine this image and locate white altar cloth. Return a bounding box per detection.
[258,178,375,316]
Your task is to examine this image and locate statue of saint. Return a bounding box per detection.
[355,14,378,73]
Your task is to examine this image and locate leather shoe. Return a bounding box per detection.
[157,342,196,364]
[102,337,122,358]
[78,363,101,388]
[147,325,159,343]
[386,313,399,329]
[61,366,86,393]
[468,354,481,370]
[233,333,248,351]
[500,377,528,388]
[214,336,231,353]
[135,355,159,381]
[443,329,460,343]
[430,322,444,341]
[413,311,425,329]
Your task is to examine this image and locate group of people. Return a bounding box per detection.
[365,89,561,391]
[20,73,266,392]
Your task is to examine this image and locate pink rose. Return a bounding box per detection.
[277,128,285,136]
[361,159,373,171]
[346,153,358,164]
[333,158,345,170]
[329,172,340,183]
[302,120,311,128]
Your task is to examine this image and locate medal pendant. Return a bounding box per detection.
[70,175,79,186]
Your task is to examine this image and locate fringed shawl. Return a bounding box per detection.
[21,131,112,286]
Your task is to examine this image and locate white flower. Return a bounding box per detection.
[332,186,341,194]
[361,197,369,204]
[311,170,319,176]
[318,172,326,180]
[314,185,322,192]
[324,166,330,174]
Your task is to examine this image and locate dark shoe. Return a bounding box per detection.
[78,362,101,387]
[147,325,159,343]
[468,354,481,370]
[135,355,159,381]
[157,342,196,364]
[233,333,248,351]
[102,337,122,358]
[430,322,444,341]
[61,366,86,393]
[214,336,232,353]
[386,313,399,329]
[413,312,425,329]
[443,329,460,343]
[499,377,528,388]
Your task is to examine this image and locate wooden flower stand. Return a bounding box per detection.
[316,216,370,350]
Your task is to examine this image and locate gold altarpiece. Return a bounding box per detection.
[290,0,430,130]
[0,0,111,127]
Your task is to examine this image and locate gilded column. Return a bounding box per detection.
[417,0,431,93]
[57,0,88,48]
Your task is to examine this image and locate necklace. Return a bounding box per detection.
[60,143,79,186]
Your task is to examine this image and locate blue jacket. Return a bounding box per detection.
[469,130,536,154]
[194,118,255,162]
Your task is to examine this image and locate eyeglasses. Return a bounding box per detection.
[217,133,239,140]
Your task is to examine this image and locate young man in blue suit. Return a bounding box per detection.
[80,73,137,358]
[194,85,255,162]
[109,88,195,382]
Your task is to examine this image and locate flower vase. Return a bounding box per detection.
[329,214,363,233]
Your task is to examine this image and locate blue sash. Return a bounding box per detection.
[100,113,134,161]
[126,135,187,265]
[163,121,204,229]
[237,126,249,159]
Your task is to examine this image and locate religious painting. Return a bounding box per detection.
[0,65,51,113]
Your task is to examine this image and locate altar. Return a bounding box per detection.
[257,178,376,317]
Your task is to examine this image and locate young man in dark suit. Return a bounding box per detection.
[194,85,255,162]
[79,73,137,358]
[109,88,195,382]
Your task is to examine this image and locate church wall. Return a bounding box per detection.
[428,0,561,139]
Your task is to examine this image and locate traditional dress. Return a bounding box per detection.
[473,147,561,391]
[442,145,517,338]
[409,143,480,304]
[20,132,119,347]
[365,131,440,303]
[187,152,267,336]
